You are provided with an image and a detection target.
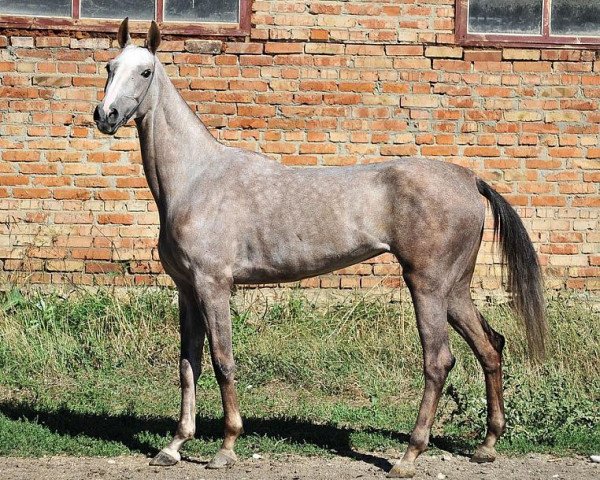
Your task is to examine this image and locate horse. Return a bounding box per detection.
[93,19,546,478]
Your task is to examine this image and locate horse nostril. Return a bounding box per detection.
[93,106,101,122]
[108,108,119,122]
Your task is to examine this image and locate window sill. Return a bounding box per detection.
[0,15,250,37]
[457,31,600,50]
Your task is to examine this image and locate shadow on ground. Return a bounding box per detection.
[0,400,474,472]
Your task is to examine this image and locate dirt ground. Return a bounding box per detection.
[0,453,597,480]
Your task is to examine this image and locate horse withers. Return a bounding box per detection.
[93,19,546,479]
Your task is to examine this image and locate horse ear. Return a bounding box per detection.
[117,17,132,48]
[145,20,161,54]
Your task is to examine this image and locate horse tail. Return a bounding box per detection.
[476,178,547,362]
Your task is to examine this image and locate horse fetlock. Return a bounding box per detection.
[407,432,429,456]
[176,425,195,441]
[225,416,244,437]
[487,416,506,438]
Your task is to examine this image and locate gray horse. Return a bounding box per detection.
[94,19,546,479]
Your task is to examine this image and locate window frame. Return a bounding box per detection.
[456,0,600,48]
[0,0,252,37]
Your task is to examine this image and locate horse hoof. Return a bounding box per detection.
[471,445,497,463]
[149,449,180,466]
[206,449,237,469]
[387,461,416,478]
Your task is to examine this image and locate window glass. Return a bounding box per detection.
[468,0,543,34]
[1,0,71,17]
[551,0,600,36]
[165,0,238,23]
[81,0,154,20]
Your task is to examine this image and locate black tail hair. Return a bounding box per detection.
[477,178,547,362]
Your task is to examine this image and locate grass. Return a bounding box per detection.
[0,285,598,461]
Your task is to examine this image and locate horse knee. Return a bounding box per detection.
[424,350,455,384]
[225,415,244,438]
[213,357,236,383]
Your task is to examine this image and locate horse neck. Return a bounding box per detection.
[135,63,222,213]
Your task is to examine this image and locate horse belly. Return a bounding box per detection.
[232,230,390,284]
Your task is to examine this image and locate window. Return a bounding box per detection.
[456,0,600,47]
[0,0,251,36]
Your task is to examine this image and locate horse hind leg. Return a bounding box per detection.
[388,280,455,478]
[447,288,506,463]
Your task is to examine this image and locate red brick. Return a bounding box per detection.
[224,43,263,54]
[2,151,40,162]
[532,196,567,207]
[86,262,124,274]
[265,43,304,54]
[96,190,130,201]
[281,155,318,166]
[72,248,112,260]
[339,82,374,93]
[572,197,600,207]
[310,3,342,15]
[0,175,29,186]
[53,189,91,200]
[13,187,51,198]
[422,145,459,156]
[464,146,501,157]
[514,62,551,72]
[98,214,134,225]
[33,176,70,187]
[229,79,269,91]
[464,50,502,62]
[299,143,337,154]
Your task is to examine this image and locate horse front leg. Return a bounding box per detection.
[195,278,243,469]
[388,285,455,478]
[150,286,205,466]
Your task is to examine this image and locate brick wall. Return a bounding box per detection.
[0,1,598,291]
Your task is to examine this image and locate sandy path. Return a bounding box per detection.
[0,453,597,480]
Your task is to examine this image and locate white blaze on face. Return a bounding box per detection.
[102,46,153,116]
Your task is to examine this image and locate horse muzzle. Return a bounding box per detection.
[94,97,138,135]
[94,104,123,135]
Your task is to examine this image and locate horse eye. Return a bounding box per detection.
[141,69,152,78]
[105,64,111,73]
